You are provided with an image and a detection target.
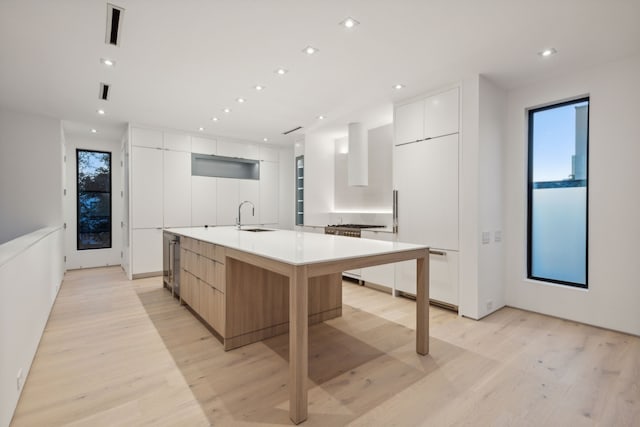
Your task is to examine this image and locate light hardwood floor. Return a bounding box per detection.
[11,267,640,426]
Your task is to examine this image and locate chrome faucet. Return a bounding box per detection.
[236,200,255,230]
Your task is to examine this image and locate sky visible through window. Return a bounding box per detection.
[532,101,588,182]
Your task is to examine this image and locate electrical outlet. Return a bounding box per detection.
[17,368,23,391]
[482,231,491,244]
[486,300,493,312]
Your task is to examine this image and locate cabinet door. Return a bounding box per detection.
[217,139,259,160]
[164,132,191,152]
[192,136,216,155]
[394,100,424,145]
[131,146,163,228]
[163,150,191,228]
[260,146,279,162]
[259,161,279,224]
[429,250,459,306]
[131,127,162,148]
[132,228,163,275]
[361,231,395,289]
[394,134,458,250]
[239,180,260,225]
[191,176,217,226]
[216,178,239,225]
[424,87,459,139]
[394,250,459,307]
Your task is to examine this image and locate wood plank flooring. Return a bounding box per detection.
[10,266,640,426]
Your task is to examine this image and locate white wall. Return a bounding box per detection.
[303,132,335,225]
[504,54,640,335]
[0,109,63,244]
[334,124,393,213]
[458,75,507,319]
[63,134,123,269]
[0,227,64,427]
[278,147,295,229]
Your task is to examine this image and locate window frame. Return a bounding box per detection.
[76,149,113,251]
[526,96,590,288]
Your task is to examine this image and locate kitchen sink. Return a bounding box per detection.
[241,228,275,232]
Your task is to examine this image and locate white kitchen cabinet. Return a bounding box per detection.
[361,230,396,290]
[131,127,163,148]
[260,146,279,162]
[132,228,163,275]
[394,134,459,250]
[394,86,459,145]
[191,176,217,226]
[395,249,459,308]
[424,87,459,138]
[163,150,191,228]
[192,136,216,155]
[216,178,239,226]
[394,100,424,145]
[164,132,191,152]
[239,179,260,225]
[259,161,278,224]
[131,146,163,228]
[218,139,259,160]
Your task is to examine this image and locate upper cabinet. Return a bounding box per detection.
[394,87,459,145]
[164,132,191,152]
[394,101,424,145]
[424,87,459,139]
[217,139,259,160]
[192,136,217,155]
[131,127,163,149]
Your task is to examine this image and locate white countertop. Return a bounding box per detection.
[165,226,425,266]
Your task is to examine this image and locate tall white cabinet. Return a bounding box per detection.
[126,126,286,278]
[393,86,460,308]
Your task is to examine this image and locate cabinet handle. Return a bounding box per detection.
[429,250,446,256]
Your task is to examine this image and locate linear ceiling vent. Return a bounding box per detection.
[99,83,110,101]
[106,4,124,46]
[283,126,302,135]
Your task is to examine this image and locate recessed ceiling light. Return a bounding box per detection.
[263,137,269,142]
[100,58,115,67]
[211,117,219,122]
[223,108,231,113]
[254,85,265,91]
[539,48,557,57]
[303,46,318,55]
[97,109,105,115]
[198,127,205,131]
[393,84,405,90]
[318,115,325,120]
[90,128,97,133]
[236,97,245,103]
[340,17,360,29]
[275,68,288,75]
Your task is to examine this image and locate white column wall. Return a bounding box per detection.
[504,54,640,335]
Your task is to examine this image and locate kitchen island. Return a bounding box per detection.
[165,226,430,424]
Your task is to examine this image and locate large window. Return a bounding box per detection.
[77,149,112,250]
[528,97,589,288]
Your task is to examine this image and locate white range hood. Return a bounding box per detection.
[347,122,368,186]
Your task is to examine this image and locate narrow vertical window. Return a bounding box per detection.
[528,98,589,287]
[77,150,112,250]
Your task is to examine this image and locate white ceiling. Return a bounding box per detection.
[1,0,639,144]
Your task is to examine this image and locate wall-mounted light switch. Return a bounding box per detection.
[494,230,502,242]
[482,231,491,244]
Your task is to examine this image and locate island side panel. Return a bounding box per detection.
[223,257,342,351]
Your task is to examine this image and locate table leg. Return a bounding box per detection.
[289,265,309,424]
[416,250,430,355]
